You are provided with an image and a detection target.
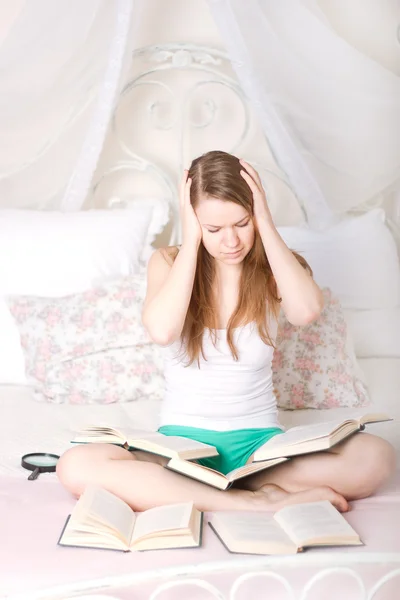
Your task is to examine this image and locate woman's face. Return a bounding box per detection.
[194,197,255,265]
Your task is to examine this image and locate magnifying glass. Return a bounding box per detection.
[21,452,60,480]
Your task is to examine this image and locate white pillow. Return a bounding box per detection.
[0,201,169,384]
[0,202,168,297]
[343,306,400,358]
[277,209,400,309]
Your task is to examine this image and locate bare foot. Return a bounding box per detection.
[250,483,349,513]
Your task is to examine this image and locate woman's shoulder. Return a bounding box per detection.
[147,246,181,273]
[157,245,181,266]
[145,246,181,288]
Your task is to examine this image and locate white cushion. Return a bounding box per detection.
[343,306,400,358]
[277,209,400,309]
[0,202,168,297]
[0,201,169,384]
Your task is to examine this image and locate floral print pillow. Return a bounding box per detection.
[7,273,165,404]
[272,288,371,410]
[8,276,370,409]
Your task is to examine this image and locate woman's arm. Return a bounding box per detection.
[142,242,199,346]
[257,220,323,325]
[142,170,202,345]
[239,160,323,326]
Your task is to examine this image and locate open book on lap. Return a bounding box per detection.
[166,456,288,490]
[58,485,202,552]
[252,413,392,462]
[72,413,392,478]
[209,500,363,555]
[165,412,392,489]
[72,426,218,460]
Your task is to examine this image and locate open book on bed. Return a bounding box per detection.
[209,500,363,555]
[58,485,202,552]
[72,426,219,460]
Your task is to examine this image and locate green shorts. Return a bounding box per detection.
[158,425,284,475]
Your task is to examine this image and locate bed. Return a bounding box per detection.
[1,43,400,600]
[1,360,400,600]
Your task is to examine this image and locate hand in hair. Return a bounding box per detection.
[180,170,202,247]
[239,159,273,227]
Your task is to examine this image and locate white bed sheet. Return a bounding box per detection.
[0,358,399,600]
[0,358,399,478]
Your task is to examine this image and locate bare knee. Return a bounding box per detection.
[56,443,135,496]
[348,435,397,498]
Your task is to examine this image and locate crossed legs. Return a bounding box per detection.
[56,432,396,514]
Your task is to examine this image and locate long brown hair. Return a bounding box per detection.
[180,150,311,365]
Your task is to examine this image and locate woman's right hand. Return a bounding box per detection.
[180,170,202,247]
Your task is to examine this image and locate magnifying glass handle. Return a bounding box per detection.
[28,467,40,481]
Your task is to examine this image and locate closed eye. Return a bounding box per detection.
[206,219,249,233]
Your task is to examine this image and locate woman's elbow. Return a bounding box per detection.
[141,313,179,347]
[285,294,324,327]
[149,331,176,347]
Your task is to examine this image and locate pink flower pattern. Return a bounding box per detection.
[8,280,370,410]
[272,287,371,410]
[7,274,165,404]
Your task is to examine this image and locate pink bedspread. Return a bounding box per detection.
[1,473,400,599]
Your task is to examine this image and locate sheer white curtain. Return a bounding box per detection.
[207,0,400,227]
[0,0,138,210]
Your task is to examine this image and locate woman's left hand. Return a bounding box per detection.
[239,159,273,227]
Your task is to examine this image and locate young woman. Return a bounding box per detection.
[57,151,396,514]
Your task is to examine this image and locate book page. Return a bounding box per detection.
[274,501,358,546]
[72,485,135,545]
[76,428,216,454]
[258,420,349,449]
[73,426,126,442]
[132,502,193,543]
[211,512,294,546]
[128,432,215,452]
[360,413,392,425]
[227,457,288,480]
[77,427,167,441]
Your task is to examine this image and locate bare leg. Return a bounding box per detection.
[243,433,397,501]
[56,443,349,512]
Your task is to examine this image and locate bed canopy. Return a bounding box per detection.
[0,0,399,231]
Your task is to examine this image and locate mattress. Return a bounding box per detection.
[1,358,399,599]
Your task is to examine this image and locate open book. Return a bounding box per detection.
[166,456,288,490]
[209,500,363,555]
[252,413,392,462]
[58,485,202,552]
[72,426,218,461]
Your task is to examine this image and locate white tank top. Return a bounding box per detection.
[159,317,281,431]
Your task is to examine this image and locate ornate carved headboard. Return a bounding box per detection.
[91,43,306,244]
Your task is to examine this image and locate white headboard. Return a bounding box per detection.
[90,43,307,245]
